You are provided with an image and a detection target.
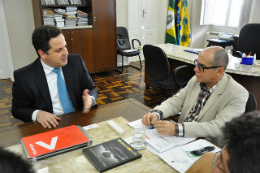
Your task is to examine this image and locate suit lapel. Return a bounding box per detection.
[197,73,228,121]
[62,62,76,108]
[180,83,201,122]
[35,58,53,112]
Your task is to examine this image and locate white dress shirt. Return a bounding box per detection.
[32,60,95,121]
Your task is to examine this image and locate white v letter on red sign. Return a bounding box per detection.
[35,136,58,150]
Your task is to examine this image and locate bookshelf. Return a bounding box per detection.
[31,0,117,73]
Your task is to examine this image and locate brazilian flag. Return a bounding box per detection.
[178,0,191,46]
[165,0,177,44]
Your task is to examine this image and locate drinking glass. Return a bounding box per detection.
[130,125,146,150]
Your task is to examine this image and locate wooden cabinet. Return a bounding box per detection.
[31,0,117,73]
[92,0,117,72]
[62,29,94,73]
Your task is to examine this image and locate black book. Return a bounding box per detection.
[82,138,142,172]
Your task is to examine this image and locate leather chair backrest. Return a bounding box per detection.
[245,92,257,113]
[143,45,170,81]
[117,27,129,39]
[238,23,260,60]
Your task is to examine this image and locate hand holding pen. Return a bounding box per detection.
[141,112,159,127]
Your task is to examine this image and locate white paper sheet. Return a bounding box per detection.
[158,139,221,173]
[127,119,149,130]
[145,129,196,153]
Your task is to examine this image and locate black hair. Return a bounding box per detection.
[0,147,35,173]
[223,111,260,173]
[32,25,62,56]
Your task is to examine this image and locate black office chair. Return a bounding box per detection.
[116,27,142,73]
[143,44,194,92]
[235,23,260,59]
[244,92,257,113]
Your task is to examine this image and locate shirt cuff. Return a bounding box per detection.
[32,110,40,122]
[175,123,185,137]
[149,110,163,120]
[89,95,96,107]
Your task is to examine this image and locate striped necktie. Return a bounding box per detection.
[53,68,74,114]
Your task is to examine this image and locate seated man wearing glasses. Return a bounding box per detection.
[186,111,260,173]
[142,46,248,145]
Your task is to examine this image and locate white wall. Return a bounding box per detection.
[157,0,168,44]
[0,0,14,80]
[3,0,36,71]
[116,0,127,27]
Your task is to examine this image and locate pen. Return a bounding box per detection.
[246,52,252,58]
[190,146,215,156]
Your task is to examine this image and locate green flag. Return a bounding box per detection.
[165,0,177,44]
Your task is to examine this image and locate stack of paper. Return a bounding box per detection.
[66,6,77,12]
[77,10,88,26]
[158,139,221,173]
[65,19,77,27]
[62,6,77,27]
[43,17,55,26]
[127,119,221,173]
[56,21,65,27]
[54,13,63,18]
[127,119,195,155]
[145,129,196,154]
[54,8,66,15]
[77,10,88,17]
[43,9,55,26]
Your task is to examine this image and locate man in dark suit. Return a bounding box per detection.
[12,25,98,128]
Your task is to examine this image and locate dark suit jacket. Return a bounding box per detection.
[12,54,98,122]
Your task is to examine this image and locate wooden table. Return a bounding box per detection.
[2,99,179,173]
[0,99,150,148]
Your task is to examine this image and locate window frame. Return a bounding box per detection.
[200,0,252,29]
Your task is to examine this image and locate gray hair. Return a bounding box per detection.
[211,49,229,70]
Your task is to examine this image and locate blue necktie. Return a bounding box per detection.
[53,68,74,114]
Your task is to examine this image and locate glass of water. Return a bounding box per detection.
[130,125,146,150]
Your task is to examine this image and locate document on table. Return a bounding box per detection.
[145,129,195,153]
[127,118,149,130]
[158,139,221,173]
[128,119,195,154]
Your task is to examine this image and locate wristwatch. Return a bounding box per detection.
[149,110,163,120]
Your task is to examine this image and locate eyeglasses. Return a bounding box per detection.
[212,151,226,173]
[194,59,221,72]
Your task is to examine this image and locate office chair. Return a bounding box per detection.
[235,23,260,59]
[143,44,193,92]
[244,92,257,114]
[116,27,142,73]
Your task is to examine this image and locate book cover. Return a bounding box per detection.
[21,125,92,162]
[82,138,142,172]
